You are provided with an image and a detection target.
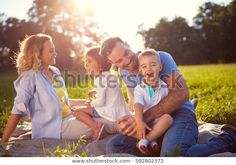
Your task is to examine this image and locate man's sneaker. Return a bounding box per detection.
[191,99,198,109]
[221,124,236,134]
[92,122,104,141]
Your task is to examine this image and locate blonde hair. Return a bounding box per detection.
[138,49,161,64]
[16,33,52,74]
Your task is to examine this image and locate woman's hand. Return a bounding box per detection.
[87,90,96,98]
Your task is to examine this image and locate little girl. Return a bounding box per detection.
[72,46,130,141]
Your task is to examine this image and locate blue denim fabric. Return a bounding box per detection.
[160,108,198,156]
[106,134,139,156]
[92,107,101,118]
[106,108,236,156]
[106,108,199,156]
[185,130,236,156]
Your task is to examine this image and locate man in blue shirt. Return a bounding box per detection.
[100,37,236,156]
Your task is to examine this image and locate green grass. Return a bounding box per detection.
[179,64,236,125]
[0,64,236,137]
[0,70,18,137]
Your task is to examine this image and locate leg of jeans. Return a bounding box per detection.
[106,134,141,156]
[160,109,198,156]
[185,131,236,156]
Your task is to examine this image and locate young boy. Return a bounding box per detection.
[134,49,173,154]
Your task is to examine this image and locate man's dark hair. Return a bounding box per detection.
[85,46,111,71]
[100,37,125,58]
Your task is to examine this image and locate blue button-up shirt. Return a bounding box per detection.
[11,66,67,139]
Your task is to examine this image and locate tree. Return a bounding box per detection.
[0,13,6,68]
[26,0,101,69]
[138,17,201,64]
[193,0,236,63]
[27,0,100,50]
[224,0,236,62]
[0,0,101,70]
[138,0,236,64]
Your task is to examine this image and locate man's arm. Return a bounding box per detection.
[143,71,189,123]
[126,88,134,112]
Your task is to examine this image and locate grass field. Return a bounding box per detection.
[0,64,236,137]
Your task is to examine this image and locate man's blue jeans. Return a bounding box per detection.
[106,108,236,156]
[106,108,199,156]
[185,130,236,156]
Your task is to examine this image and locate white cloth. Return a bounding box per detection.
[90,71,130,122]
[61,114,92,140]
[134,79,168,112]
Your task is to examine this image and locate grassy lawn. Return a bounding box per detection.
[179,64,236,125]
[0,64,236,137]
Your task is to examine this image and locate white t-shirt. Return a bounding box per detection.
[90,71,130,122]
[134,79,168,112]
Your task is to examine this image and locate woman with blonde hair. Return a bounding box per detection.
[0,33,92,143]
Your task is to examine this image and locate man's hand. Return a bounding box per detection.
[117,115,137,136]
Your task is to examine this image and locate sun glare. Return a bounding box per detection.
[75,0,93,11]
[74,0,231,51]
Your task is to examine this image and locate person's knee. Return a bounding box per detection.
[106,134,124,154]
[163,114,173,125]
[106,137,117,154]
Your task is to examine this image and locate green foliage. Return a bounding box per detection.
[0,0,101,70]
[138,0,236,65]
[0,149,12,157]
[0,70,17,137]
[165,144,180,157]
[43,137,90,157]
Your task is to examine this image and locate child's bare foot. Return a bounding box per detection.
[92,122,104,141]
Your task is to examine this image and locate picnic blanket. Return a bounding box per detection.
[0,121,235,157]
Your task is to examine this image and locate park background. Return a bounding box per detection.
[0,0,236,137]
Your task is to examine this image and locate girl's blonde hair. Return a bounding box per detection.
[16,33,52,74]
